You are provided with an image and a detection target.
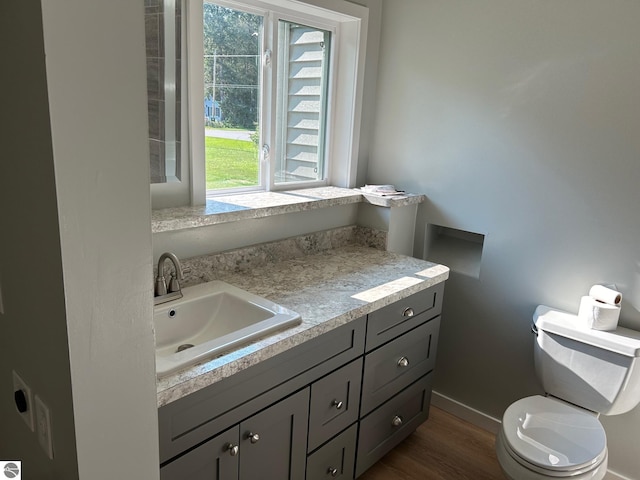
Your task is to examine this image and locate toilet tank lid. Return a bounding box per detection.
[534,305,640,358]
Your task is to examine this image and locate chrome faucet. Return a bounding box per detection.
[154,252,184,305]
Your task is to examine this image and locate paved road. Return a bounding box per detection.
[205,128,253,141]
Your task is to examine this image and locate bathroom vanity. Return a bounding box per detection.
[156,242,448,479]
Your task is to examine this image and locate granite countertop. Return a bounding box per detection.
[156,245,449,407]
[152,186,426,233]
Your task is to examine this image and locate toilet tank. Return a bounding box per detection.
[533,305,640,416]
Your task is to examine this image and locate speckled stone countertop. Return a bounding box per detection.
[152,186,425,233]
[157,245,449,407]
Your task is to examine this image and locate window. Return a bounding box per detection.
[202,4,262,191]
[152,0,367,206]
[275,20,331,185]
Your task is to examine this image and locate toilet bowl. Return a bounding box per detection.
[496,305,640,480]
[496,396,608,480]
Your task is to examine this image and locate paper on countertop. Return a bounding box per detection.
[359,184,406,196]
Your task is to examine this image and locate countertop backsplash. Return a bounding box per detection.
[156,225,387,285]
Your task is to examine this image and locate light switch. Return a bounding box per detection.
[35,395,54,459]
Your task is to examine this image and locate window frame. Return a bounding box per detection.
[155,0,368,207]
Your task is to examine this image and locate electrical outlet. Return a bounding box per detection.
[35,395,54,459]
[12,371,34,431]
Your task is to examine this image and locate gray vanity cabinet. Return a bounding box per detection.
[160,389,309,480]
[158,281,445,480]
[159,318,367,479]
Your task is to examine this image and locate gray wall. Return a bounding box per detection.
[40,0,160,478]
[1,1,160,479]
[350,0,382,188]
[0,2,78,477]
[366,1,640,478]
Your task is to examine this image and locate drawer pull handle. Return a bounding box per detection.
[328,466,339,477]
[391,415,403,427]
[247,432,260,444]
[331,399,344,410]
[397,356,410,368]
[225,443,239,456]
[403,307,414,317]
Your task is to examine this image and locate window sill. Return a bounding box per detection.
[151,186,425,234]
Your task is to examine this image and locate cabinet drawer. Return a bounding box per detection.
[308,358,362,452]
[307,424,357,480]
[366,282,444,351]
[361,317,440,416]
[355,373,433,478]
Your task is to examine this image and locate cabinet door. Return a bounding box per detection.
[160,426,239,480]
[239,388,310,480]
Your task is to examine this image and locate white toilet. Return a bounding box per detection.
[496,305,640,480]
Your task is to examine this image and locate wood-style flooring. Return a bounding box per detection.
[359,406,505,480]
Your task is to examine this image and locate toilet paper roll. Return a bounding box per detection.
[578,295,621,331]
[589,284,622,305]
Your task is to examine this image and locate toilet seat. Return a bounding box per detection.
[501,396,607,477]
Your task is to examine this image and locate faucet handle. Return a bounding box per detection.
[155,275,168,296]
[167,274,181,293]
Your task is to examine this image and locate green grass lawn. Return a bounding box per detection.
[206,136,259,190]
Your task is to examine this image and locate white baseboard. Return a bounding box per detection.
[431,391,637,480]
[431,390,501,434]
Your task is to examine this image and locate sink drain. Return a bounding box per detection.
[176,344,194,353]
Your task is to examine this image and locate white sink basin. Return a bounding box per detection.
[154,281,301,377]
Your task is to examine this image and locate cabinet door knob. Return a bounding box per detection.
[391,415,403,427]
[331,399,344,410]
[327,466,339,477]
[247,432,260,444]
[403,307,414,317]
[397,356,410,368]
[225,443,239,456]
